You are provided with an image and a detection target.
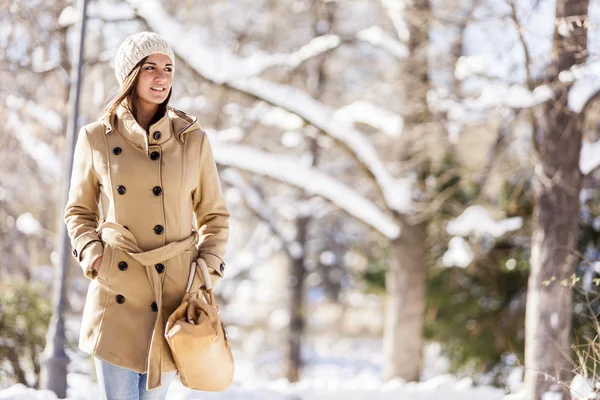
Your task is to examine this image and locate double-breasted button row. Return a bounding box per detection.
[151,301,158,312]
[72,249,78,258]
[220,263,225,274]
[153,131,161,140]
[150,151,160,161]
[116,294,125,304]
[113,147,122,155]
[118,261,128,271]
[154,225,164,235]
[116,185,163,196]
[155,263,165,273]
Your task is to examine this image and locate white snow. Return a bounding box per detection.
[229,78,413,213]
[0,373,515,400]
[550,312,559,330]
[541,392,563,400]
[333,100,404,137]
[281,131,305,148]
[15,212,42,236]
[380,0,409,42]
[0,384,58,400]
[128,0,412,215]
[287,35,341,69]
[255,103,304,131]
[128,0,339,82]
[570,374,597,400]
[461,83,553,110]
[220,169,304,259]
[579,139,600,174]
[7,113,61,182]
[443,237,474,268]
[569,73,600,113]
[6,95,63,133]
[356,26,409,59]
[212,139,400,239]
[58,3,136,27]
[446,205,523,238]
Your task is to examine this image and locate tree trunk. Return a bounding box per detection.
[384,218,427,381]
[383,0,431,382]
[525,0,588,398]
[286,215,309,383]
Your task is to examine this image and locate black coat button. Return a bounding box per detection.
[220,263,225,273]
[118,261,128,271]
[153,131,161,140]
[112,147,122,155]
[124,226,129,230]
[155,263,165,273]
[72,249,77,258]
[116,294,125,304]
[151,301,158,312]
[150,151,160,161]
[117,185,126,195]
[153,225,164,234]
[152,186,162,196]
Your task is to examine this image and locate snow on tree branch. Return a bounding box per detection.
[333,100,404,137]
[209,137,401,239]
[128,0,412,215]
[580,139,600,175]
[357,26,408,59]
[221,170,304,259]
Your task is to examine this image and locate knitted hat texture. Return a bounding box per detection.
[114,31,175,86]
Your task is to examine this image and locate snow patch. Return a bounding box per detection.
[570,374,596,400]
[569,76,600,113]
[580,140,600,174]
[16,213,42,236]
[213,139,400,238]
[443,237,474,268]
[446,205,523,238]
[357,26,409,59]
[333,101,404,137]
[550,312,559,330]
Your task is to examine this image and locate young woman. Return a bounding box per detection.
[64,31,230,399]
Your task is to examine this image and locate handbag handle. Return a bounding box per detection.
[185,259,217,308]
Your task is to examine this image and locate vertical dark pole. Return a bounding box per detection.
[40,0,89,396]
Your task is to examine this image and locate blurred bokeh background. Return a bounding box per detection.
[3,0,600,399]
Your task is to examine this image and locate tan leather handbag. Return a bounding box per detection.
[164,258,234,391]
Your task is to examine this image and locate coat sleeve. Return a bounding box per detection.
[63,126,104,280]
[191,131,230,288]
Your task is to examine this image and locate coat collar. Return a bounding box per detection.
[102,104,200,154]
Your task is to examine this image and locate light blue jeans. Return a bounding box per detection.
[94,357,176,400]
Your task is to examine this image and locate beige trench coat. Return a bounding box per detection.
[64,104,230,390]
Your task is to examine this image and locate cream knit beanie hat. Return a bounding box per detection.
[114,31,175,86]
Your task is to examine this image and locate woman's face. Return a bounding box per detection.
[135,53,173,108]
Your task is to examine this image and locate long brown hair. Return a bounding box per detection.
[102,56,172,125]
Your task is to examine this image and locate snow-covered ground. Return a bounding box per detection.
[0,335,524,400]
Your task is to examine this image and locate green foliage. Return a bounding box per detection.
[0,281,52,388]
[363,241,388,295]
[424,248,529,381]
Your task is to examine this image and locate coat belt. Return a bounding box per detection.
[96,221,198,390]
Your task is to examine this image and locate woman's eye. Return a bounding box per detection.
[145,66,154,70]
[165,67,172,72]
